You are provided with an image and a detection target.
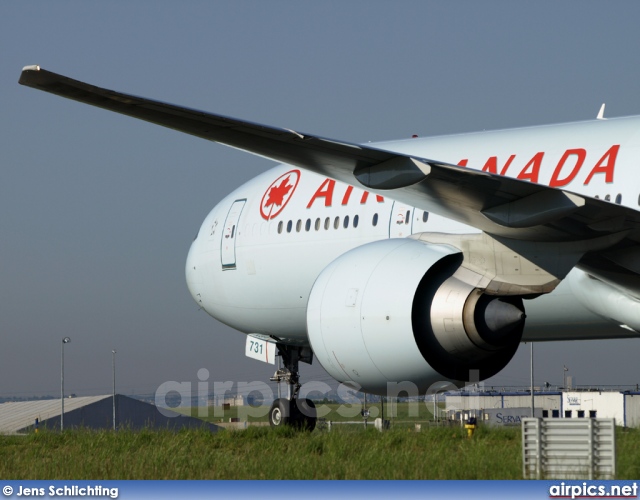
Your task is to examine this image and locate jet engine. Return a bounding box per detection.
[306,238,525,394]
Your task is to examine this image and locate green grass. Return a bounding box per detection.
[1,425,639,479]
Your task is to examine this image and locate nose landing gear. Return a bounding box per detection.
[269,345,317,431]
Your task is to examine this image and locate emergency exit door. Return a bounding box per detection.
[389,201,414,238]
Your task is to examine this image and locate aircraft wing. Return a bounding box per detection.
[19,65,640,246]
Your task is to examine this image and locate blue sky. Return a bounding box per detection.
[2,1,640,398]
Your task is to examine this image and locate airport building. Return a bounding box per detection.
[207,395,245,407]
[444,390,640,427]
[0,394,218,435]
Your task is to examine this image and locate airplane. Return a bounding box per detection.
[19,65,640,430]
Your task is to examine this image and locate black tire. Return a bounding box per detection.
[294,398,317,431]
[269,398,291,428]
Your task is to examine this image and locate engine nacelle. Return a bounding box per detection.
[307,238,525,395]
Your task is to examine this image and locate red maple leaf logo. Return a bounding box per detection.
[259,170,300,220]
[264,177,293,209]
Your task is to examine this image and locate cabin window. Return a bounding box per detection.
[353,214,359,228]
[315,218,321,231]
[615,194,622,204]
[372,213,379,226]
[334,216,340,229]
[605,194,611,202]
[305,219,311,231]
[278,221,283,234]
[286,220,292,233]
[324,217,330,230]
[422,211,429,223]
[405,210,410,224]
[296,219,302,232]
[343,215,350,228]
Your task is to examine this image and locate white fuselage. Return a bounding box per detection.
[186,116,640,345]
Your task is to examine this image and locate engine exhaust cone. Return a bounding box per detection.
[478,297,526,347]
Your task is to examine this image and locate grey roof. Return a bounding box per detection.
[0,395,219,434]
[0,396,110,435]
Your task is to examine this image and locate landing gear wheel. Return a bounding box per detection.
[268,345,316,430]
[269,398,291,428]
[294,398,317,431]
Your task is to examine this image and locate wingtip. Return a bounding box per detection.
[19,65,49,87]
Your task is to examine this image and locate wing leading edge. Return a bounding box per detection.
[19,66,640,247]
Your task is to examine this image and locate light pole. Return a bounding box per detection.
[112,350,116,431]
[563,365,569,390]
[61,337,71,431]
